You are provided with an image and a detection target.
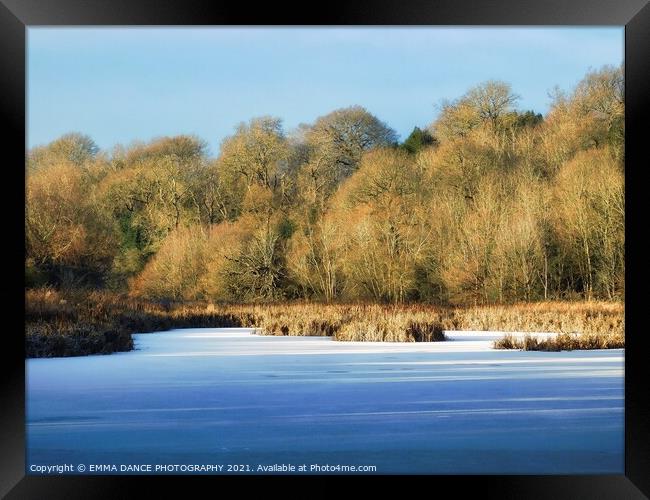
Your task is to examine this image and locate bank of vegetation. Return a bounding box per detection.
[25,66,624,356]
[26,289,623,356]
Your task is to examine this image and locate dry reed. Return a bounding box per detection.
[25,288,624,357]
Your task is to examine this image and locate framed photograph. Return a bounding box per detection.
[3,0,649,497]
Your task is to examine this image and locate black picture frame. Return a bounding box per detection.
[2,0,649,497]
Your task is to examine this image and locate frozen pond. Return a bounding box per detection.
[26,329,624,474]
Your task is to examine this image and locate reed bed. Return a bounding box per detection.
[494,331,625,351]
[25,288,624,357]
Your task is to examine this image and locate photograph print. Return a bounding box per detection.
[25,26,625,475]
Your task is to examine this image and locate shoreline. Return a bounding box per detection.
[25,289,625,358]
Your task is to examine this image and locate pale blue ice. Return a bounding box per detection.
[26,329,624,474]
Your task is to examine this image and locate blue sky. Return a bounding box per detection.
[28,27,623,156]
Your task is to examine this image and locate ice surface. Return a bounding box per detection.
[26,329,624,474]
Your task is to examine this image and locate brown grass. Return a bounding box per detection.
[25,288,624,357]
[494,331,625,351]
[25,289,254,357]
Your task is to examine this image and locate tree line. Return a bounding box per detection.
[26,65,624,304]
